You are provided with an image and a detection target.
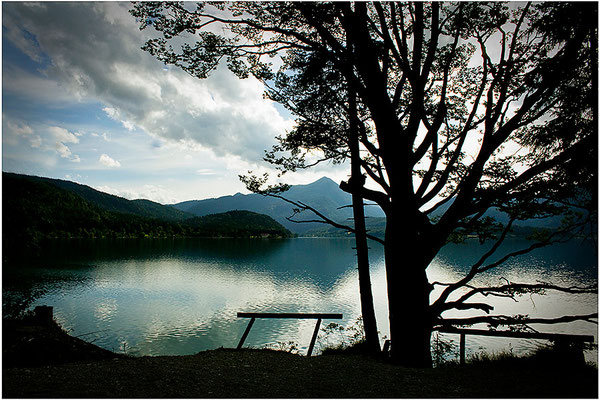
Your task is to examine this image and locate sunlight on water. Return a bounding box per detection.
[5,237,597,361]
[426,239,598,361]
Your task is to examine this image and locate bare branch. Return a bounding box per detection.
[438,313,598,328]
[267,194,385,245]
[440,282,597,313]
[431,217,516,312]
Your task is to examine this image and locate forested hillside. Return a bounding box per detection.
[3,173,293,260]
[4,172,192,221]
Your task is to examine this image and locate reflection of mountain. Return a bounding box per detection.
[172,177,385,234]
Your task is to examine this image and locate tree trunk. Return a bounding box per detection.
[350,176,380,354]
[384,210,434,367]
[347,78,380,354]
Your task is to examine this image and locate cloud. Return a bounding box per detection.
[2,63,83,105]
[2,14,45,63]
[2,118,36,147]
[94,184,178,204]
[2,116,81,162]
[48,126,79,144]
[5,120,33,137]
[90,132,111,141]
[53,141,80,162]
[99,153,121,168]
[47,126,80,162]
[196,169,216,176]
[29,135,42,148]
[55,142,73,159]
[3,2,293,163]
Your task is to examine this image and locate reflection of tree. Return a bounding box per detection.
[132,2,597,366]
[3,287,48,320]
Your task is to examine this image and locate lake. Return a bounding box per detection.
[3,237,597,361]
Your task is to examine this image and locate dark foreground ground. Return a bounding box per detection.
[3,317,598,398]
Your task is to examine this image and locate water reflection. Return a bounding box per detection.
[3,237,596,359]
[430,238,597,359]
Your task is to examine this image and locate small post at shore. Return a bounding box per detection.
[34,305,53,324]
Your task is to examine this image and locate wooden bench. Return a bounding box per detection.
[236,312,343,356]
[435,327,595,364]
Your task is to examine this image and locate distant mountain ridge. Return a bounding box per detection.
[4,172,192,221]
[171,176,385,233]
[4,172,571,242]
[2,173,293,260]
[2,172,386,235]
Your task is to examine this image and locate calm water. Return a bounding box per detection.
[3,237,597,360]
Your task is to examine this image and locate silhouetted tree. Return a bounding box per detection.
[131,2,597,367]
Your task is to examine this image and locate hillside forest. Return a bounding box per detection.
[3,173,293,261]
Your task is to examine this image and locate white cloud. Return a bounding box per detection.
[6,120,34,137]
[3,118,36,147]
[46,126,81,162]
[196,169,216,176]
[2,116,82,162]
[99,153,121,168]
[94,184,178,204]
[55,142,73,159]
[102,107,118,120]
[3,2,293,164]
[30,135,42,148]
[64,173,82,182]
[49,126,79,144]
[2,2,339,203]
[90,132,110,141]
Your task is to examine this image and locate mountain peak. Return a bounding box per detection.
[314,176,337,185]
[296,176,338,189]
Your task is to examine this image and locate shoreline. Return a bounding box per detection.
[3,315,597,398]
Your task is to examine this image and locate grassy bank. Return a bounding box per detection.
[4,348,598,398]
[3,317,597,398]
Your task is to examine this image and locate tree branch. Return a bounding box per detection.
[437,313,598,328]
[259,192,385,245]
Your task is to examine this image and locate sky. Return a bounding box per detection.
[2,2,349,204]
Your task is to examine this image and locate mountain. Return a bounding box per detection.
[3,172,192,221]
[2,173,293,260]
[303,216,387,239]
[186,210,292,238]
[428,197,578,230]
[172,176,385,234]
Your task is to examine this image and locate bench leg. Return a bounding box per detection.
[460,333,466,365]
[307,318,322,356]
[237,317,256,350]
